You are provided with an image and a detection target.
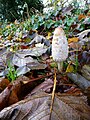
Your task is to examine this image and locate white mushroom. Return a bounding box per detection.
[52,27,68,72]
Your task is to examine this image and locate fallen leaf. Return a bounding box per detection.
[83,17,90,25]
[69,42,81,50]
[0,84,13,111]
[62,5,73,15]
[77,29,90,41]
[7,35,12,40]
[0,91,90,120]
[16,47,48,57]
[46,32,52,39]
[68,37,79,44]
[79,51,90,65]
[6,25,10,29]
[64,86,82,95]
[27,62,47,70]
[20,45,29,49]
[0,73,53,111]
[78,14,86,20]
[0,44,5,49]
[16,66,31,76]
[0,78,10,92]
[14,20,19,25]
[0,76,30,110]
[66,62,74,73]
[29,35,50,47]
[27,77,54,97]
[87,12,90,16]
[12,54,37,67]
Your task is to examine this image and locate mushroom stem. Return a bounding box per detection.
[57,61,63,72]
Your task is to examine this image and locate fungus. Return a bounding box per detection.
[52,27,68,72]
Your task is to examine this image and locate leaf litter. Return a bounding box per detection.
[0,29,90,119]
[0,6,90,120]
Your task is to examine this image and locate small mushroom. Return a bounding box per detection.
[52,27,68,72]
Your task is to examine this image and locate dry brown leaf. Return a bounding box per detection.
[68,37,79,44]
[46,32,52,39]
[87,12,90,17]
[0,86,11,110]
[6,25,11,29]
[7,35,12,40]
[0,76,32,110]
[0,78,10,92]
[0,74,53,111]
[68,42,81,50]
[29,76,53,96]
[0,91,90,120]
[66,63,74,73]
[78,14,86,20]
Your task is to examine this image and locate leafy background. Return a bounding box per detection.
[0,0,90,119]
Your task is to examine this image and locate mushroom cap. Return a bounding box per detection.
[52,27,68,62]
[54,27,65,36]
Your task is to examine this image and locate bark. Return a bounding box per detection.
[67,73,90,90]
[81,65,90,81]
[67,73,90,105]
